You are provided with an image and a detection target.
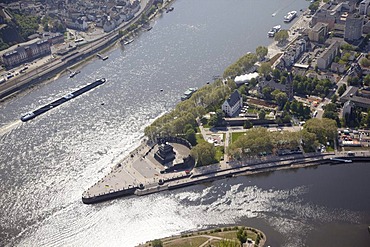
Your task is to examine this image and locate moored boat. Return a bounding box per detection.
[181,87,198,101]
[267,25,281,37]
[20,78,106,122]
[166,7,174,13]
[97,53,108,60]
[284,11,297,23]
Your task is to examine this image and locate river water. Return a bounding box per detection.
[1,0,369,246]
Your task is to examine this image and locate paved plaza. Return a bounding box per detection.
[84,141,192,197]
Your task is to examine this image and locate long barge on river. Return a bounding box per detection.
[20,78,106,122]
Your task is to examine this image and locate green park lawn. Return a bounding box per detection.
[163,236,209,247]
[231,132,247,143]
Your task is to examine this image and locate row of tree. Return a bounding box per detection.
[222,46,269,79]
[228,118,338,160]
[144,79,234,141]
[228,127,303,159]
[292,75,332,98]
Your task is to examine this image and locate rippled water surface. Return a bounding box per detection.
[1,0,370,246]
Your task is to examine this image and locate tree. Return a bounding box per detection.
[272,69,281,81]
[258,62,272,77]
[331,94,338,103]
[208,109,224,127]
[272,90,288,108]
[366,109,370,127]
[185,129,197,146]
[337,84,347,96]
[309,1,320,12]
[304,118,337,145]
[243,120,253,129]
[274,30,289,45]
[324,103,337,112]
[301,129,317,152]
[258,109,266,120]
[283,101,290,112]
[237,229,248,244]
[190,142,216,166]
[347,76,360,86]
[256,46,268,60]
[290,100,298,112]
[360,57,370,67]
[364,74,370,86]
[228,128,274,158]
[262,86,273,100]
[152,239,163,247]
[43,23,49,32]
[13,13,40,40]
[341,43,355,51]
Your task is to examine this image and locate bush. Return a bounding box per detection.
[151,239,163,247]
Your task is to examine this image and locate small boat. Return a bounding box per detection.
[122,39,134,45]
[69,70,80,78]
[166,7,174,13]
[21,112,35,122]
[63,93,74,100]
[329,158,352,163]
[146,26,153,31]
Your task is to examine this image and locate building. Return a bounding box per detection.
[342,100,355,118]
[316,41,340,70]
[362,20,370,35]
[258,79,286,95]
[359,0,370,15]
[222,90,243,117]
[344,15,363,41]
[103,18,116,32]
[280,39,307,68]
[309,22,329,43]
[340,86,370,109]
[310,8,336,30]
[43,32,64,45]
[2,39,51,68]
[65,17,88,31]
[258,73,294,100]
[331,62,346,73]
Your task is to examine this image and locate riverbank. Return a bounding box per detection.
[138,225,266,247]
[82,136,370,204]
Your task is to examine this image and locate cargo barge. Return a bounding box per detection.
[21,78,106,122]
